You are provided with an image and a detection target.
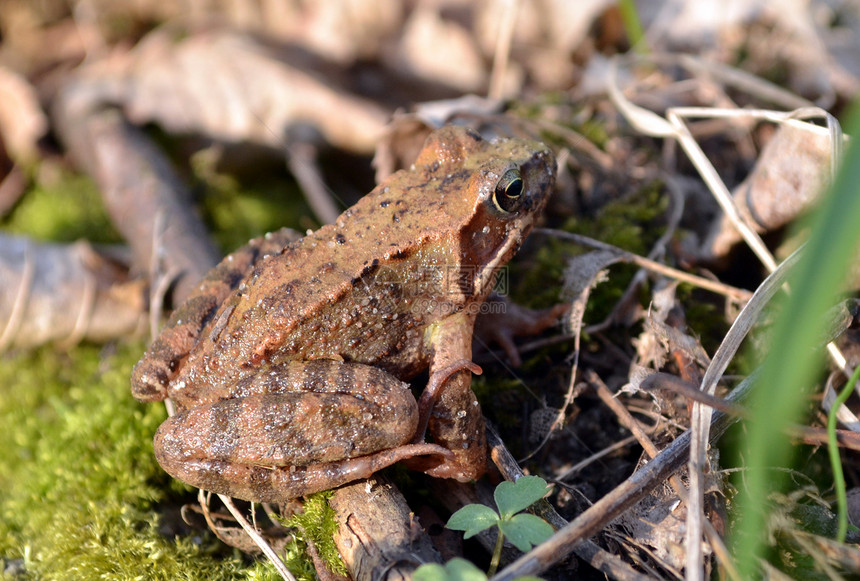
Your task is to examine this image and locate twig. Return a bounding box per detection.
[590,371,741,581]
[490,374,755,580]
[487,426,650,581]
[555,433,641,480]
[217,493,296,581]
[285,136,341,225]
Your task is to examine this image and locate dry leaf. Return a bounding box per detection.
[0,234,145,350]
[114,29,390,154]
[0,66,47,163]
[397,6,487,93]
[702,122,833,259]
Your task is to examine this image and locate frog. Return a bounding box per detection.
[131,125,556,503]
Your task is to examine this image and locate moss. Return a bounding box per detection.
[282,492,347,580]
[190,148,312,253]
[0,343,278,579]
[572,180,667,254]
[1,170,121,244]
[514,181,667,322]
[471,376,530,432]
[508,235,572,309]
[507,96,611,149]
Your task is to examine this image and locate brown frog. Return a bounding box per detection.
[131,126,555,503]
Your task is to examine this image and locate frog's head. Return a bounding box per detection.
[413,126,556,303]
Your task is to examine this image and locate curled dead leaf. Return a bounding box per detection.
[0,234,146,350]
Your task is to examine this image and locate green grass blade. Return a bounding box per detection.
[827,364,860,541]
[735,109,860,575]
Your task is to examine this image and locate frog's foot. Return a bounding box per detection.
[413,359,482,444]
[406,359,487,482]
[157,443,452,503]
[474,295,569,366]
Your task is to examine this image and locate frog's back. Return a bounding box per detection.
[183,182,467,389]
[135,125,555,402]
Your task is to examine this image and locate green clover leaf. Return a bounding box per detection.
[498,513,555,552]
[413,558,488,581]
[447,504,500,538]
[494,475,552,519]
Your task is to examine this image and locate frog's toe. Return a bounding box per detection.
[130,360,169,402]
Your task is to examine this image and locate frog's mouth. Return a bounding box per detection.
[473,220,529,299]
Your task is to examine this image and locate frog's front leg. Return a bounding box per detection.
[406,312,487,482]
[154,360,451,503]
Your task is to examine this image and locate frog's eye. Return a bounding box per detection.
[493,168,524,213]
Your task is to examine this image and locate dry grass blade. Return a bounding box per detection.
[592,371,741,581]
[666,107,842,273]
[608,52,850,578]
[685,246,803,577]
[673,55,814,111]
[609,54,843,276]
[492,244,804,579]
[537,229,752,302]
[216,493,296,581]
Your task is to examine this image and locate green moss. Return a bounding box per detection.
[507,97,610,149]
[514,181,667,322]
[675,284,733,361]
[572,181,667,254]
[509,236,571,309]
[282,492,347,580]
[471,376,531,435]
[190,149,312,253]
[1,170,121,244]
[0,343,278,579]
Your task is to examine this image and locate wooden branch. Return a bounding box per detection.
[330,476,442,580]
[491,376,754,580]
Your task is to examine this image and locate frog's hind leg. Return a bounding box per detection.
[157,442,451,503]
[131,228,299,402]
[152,359,452,502]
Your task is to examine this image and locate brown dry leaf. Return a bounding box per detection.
[217,0,406,64]
[615,451,719,576]
[474,0,605,91]
[702,121,833,260]
[397,6,487,93]
[641,315,711,373]
[82,29,391,155]
[0,66,47,164]
[0,234,146,350]
[632,283,679,372]
[561,249,619,334]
